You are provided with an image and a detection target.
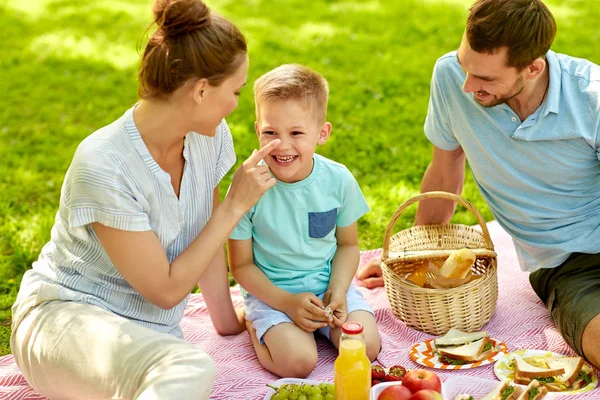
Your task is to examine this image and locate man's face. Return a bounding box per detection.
[457,35,524,107]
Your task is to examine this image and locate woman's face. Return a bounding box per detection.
[192,55,249,136]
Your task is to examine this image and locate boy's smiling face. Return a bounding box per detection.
[255,99,331,183]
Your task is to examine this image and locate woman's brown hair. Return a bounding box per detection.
[466,0,556,70]
[138,0,247,99]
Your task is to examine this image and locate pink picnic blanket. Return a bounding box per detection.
[0,221,597,399]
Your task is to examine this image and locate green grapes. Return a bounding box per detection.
[267,382,335,400]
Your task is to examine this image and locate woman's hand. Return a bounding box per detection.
[356,258,385,288]
[226,139,281,215]
[323,289,348,328]
[282,292,330,333]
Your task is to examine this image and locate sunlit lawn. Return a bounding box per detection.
[1,0,599,355]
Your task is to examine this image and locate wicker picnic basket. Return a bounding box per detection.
[381,191,498,335]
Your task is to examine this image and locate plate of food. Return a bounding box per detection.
[410,328,508,370]
[494,349,597,395]
[263,378,334,400]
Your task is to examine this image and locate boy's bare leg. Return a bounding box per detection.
[246,320,318,378]
[582,314,600,368]
[329,310,381,362]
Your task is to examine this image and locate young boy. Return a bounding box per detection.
[228,64,380,378]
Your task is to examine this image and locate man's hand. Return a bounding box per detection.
[282,292,330,333]
[356,258,385,289]
[323,289,348,328]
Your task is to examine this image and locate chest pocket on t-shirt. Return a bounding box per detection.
[308,208,337,238]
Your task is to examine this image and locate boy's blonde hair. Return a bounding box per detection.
[254,64,329,124]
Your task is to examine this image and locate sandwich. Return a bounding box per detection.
[516,380,547,400]
[513,355,565,386]
[434,328,488,347]
[513,355,565,383]
[512,355,590,391]
[480,380,522,400]
[435,328,493,364]
[545,356,585,388]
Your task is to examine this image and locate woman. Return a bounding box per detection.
[10,0,279,398]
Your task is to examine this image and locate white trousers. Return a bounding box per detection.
[11,295,216,400]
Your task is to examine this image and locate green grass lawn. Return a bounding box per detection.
[1,0,599,356]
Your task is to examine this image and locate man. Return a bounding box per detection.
[357,0,600,368]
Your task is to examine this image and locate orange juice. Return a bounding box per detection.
[334,322,371,400]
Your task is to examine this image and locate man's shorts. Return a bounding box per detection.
[244,284,373,344]
[529,252,600,358]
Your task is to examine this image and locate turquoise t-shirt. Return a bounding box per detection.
[230,154,370,294]
[424,50,600,272]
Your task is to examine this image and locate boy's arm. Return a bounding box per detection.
[228,238,330,332]
[228,238,290,310]
[324,222,360,326]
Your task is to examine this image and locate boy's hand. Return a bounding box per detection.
[282,292,330,333]
[323,289,348,328]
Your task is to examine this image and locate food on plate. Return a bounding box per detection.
[402,369,442,394]
[377,384,412,400]
[408,389,443,400]
[480,380,522,400]
[434,329,492,364]
[372,365,386,381]
[509,354,592,392]
[453,395,474,400]
[266,382,334,400]
[515,380,548,400]
[384,365,408,382]
[439,248,476,279]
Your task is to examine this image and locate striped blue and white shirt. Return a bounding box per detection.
[15,106,236,337]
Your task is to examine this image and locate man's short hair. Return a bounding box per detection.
[254,64,329,124]
[466,0,556,70]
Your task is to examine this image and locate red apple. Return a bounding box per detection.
[408,389,443,400]
[377,384,412,400]
[401,369,442,394]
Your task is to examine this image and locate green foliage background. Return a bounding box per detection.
[1,0,598,355]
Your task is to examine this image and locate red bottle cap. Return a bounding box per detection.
[341,321,363,335]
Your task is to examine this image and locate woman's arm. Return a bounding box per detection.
[198,187,245,336]
[94,140,281,310]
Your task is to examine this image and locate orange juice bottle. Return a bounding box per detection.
[334,321,371,400]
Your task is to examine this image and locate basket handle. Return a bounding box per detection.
[382,191,494,259]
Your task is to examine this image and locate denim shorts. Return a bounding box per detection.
[529,252,600,358]
[244,284,373,344]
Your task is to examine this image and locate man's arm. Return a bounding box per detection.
[357,145,466,289]
[414,145,466,225]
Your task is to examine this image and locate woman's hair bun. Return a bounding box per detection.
[153,0,211,38]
